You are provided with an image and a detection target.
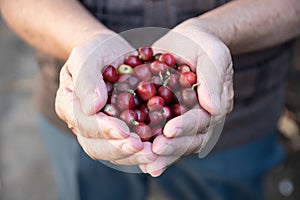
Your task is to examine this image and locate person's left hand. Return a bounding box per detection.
[139,18,234,177]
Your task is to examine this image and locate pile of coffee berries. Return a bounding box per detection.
[101,47,199,142]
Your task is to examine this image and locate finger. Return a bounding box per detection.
[152,134,205,156]
[111,142,157,165]
[78,112,131,138]
[147,167,167,177]
[77,133,143,161]
[66,59,108,116]
[55,65,78,129]
[140,156,178,177]
[55,87,78,131]
[196,54,223,115]
[56,74,130,139]
[83,113,131,139]
[196,42,232,116]
[139,164,166,177]
[223,63,234,113]
[139,164,148,174]
[67,35,135,115]
[198,116,226,158]
[163,108,210,138]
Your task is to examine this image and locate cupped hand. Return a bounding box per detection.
[55,33,157,165]
[139,107,211,177]
[140,18,234,176]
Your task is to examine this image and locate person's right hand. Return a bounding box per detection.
[55,32,157,165]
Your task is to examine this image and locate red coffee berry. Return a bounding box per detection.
[127,76,140,88]
[150,76,163,88]
[149,111,164,126]
[103,65,118,84]
[172,104,188,117]
[147,96,165,111]
[157,86,173,104]
[124,55,142,67]
[105,82,114,96]
[150,60,169,75]
[116,82,131,93]
[179,72,197,87]
[159,53,176,67]
[167,73,180,90]
[117,92,135,111]
[140,104,149,115]
[134,123,153,141]
[138,47,153,61]
[134,64,152,80]
[134,109,147,123]
[161,106,172,120]
[136,81,157,101]
[181,88,198,107]
[177,64,191,73]
[120,110,138,126]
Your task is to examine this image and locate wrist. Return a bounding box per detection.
[69,27,116,52]
[172,18,232,60]
[176,17,234,50]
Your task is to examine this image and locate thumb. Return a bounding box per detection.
[78,73,108,116]
[66,53,108,115]
[196,54,224,116]
[163,108,210,138]
[66,34,136,115]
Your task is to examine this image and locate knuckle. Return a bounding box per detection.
[77,137,98,160]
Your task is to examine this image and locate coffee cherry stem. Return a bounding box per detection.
[166,70,171,76]
[127,89,136,96]
[163,77,170,87]
[159,71,164,81]
[191,82,200,90]
[131,120,139,126]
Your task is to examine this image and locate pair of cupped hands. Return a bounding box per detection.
[55,19,234,177]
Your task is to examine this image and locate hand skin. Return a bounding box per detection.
[55,35,157,164]
[142,0,300,177]
[0,0,157,165]
[0,0,111,60]
[143,27,233,177]
[195,0,300,55]
[1,0,300,174]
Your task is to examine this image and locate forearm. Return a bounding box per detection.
[192,0,300,55]
[0,0,113,60]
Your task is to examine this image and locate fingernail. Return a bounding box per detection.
[122,134,143,152]
[164,127,182,138]
[150,168,165,177]
[122,143,141,153]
